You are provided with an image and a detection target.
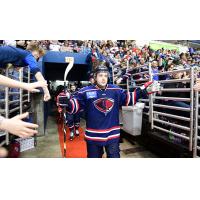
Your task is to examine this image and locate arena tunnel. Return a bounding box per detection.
[41,51,90,81]
[37,51,90,133]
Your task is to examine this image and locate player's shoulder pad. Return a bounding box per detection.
[78,85,93,93]
[107,84,122,90]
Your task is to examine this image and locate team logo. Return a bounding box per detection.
[93,98,114,115]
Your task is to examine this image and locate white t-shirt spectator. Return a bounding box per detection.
[60,46,73,52]
[110,47,119,54]
[49,44,61,51]
[3,40,16,47]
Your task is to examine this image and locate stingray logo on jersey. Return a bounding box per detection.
[93,98,114,115]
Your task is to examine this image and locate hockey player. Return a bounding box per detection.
[57,84,81,141]
[66,84,81,140]
[58,65,161,158]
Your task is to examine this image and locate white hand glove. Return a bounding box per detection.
[141,81,161,94]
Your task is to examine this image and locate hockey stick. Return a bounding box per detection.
[111,64,114,84]
[63,57,74,158]
[126,60,130,91]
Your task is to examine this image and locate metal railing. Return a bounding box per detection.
[113,62,200,156]
[0,65,31,146]
[115,63,152,116]
[151,67,194,151]
[130,63,151,119]
[193,69,200,157]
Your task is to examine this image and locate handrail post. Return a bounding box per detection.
[189,67,194,151]
[19,68,23,114]
[149,62,153,128]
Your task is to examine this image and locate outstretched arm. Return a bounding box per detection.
[120,81,161,106]
[194,78,200,91]
[24,54,51,101]
[35,72,51,101]
[0,112,38,138]
[0,74,47,92]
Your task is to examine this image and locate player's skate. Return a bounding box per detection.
[70,131,74,141]
[75,129,80,137]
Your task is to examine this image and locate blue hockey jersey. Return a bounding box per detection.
[65,84,147,146]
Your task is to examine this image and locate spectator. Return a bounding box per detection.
[39,40,50,50]
[149,51,156,62]
[161,65,190,117]
[180,52,188,65]
[0,76,47,157]
[0,44,51,101]
[151,61,159,81]
[73,42,81,53]
[60,41,72,52]
[80,41,91,54]
[86,47,100,73]
[0,74,47,93]
[49,40,61,51]
[113,52,121,65]
[118,46,125,58]
[16,40,27,50]
[3,40,16,47]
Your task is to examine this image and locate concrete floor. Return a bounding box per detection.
[120,138,157,158]
[20,116,62,158]
[20,115,157,158]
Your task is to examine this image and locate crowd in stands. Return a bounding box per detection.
[1,40,200,83]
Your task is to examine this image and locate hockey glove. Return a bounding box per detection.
[140,81,161,94]
[57,106,63,113]
[57,92,71,107]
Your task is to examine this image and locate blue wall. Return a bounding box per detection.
[43,51,88,65]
